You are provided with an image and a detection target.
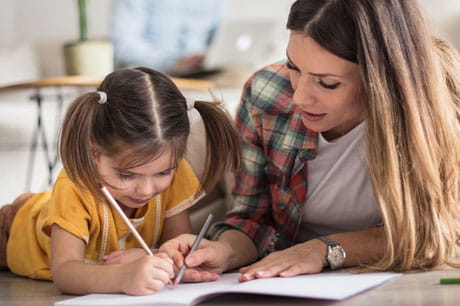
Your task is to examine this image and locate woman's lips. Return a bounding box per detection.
[302,111,326,122]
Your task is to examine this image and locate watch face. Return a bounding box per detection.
[328,246,345,269]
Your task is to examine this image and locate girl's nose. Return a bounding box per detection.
[135,179,155,197]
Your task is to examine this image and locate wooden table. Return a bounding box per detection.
[0,75,215,92]
[0,269,459,305]
[0,75,214,190]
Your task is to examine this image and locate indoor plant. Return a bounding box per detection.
[63,0,113,77]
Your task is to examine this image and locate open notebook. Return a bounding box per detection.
[55,271,400,306]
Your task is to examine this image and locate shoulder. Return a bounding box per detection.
[52,169,95,206]
[242,60,295,115]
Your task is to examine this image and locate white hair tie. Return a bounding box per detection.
[96,91,107,104]
[186,98,195,110]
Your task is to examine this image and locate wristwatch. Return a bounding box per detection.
[317,236,346,270]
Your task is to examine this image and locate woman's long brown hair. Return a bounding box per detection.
[288,0,460,271]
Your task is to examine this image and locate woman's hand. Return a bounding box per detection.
[159,233,231,283]
[238,239,327,282]
[119,254,174,296]
[103,248,160,265]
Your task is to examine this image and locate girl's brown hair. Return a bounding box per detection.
[288,0,460,271]
[59,67,241,199]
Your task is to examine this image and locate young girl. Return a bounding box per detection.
[0,66,241,295]
[161,0,460,283]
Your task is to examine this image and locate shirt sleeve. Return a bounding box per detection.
[40,175,94,244]
[208,74,278,258]
[162,159,204,218]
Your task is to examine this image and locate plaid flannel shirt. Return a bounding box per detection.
[208,61,319,257]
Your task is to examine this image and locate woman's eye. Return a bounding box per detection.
[319,80,341,90]
[286,61,299,71]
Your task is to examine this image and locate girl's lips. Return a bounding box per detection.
[302,111,327,122]
[129,197,150,204]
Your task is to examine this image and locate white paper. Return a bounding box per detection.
[55,271,400,306]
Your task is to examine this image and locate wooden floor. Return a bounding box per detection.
[0,271,71,306]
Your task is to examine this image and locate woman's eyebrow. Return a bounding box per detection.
[286,51,344,78]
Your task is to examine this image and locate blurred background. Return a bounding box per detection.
[0,0,293,78]
[0,0,459,205]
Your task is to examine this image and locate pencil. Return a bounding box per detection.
[173,213,214,287]
[440,278,460,284]
[101,186,154,256]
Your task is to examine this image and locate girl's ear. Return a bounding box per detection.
[89,141,99,160]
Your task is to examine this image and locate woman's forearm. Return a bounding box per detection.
[217,229,259,271]
[327,226,386,267]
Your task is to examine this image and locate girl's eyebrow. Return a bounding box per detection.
[286,52,344,78]
[113,167,135,174]
[114,166,176,175]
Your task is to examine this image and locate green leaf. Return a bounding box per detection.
[77,0,88,41]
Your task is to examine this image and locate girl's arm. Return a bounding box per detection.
[100,211,191,265]
[159,210,192,243]
[50,224,174,295]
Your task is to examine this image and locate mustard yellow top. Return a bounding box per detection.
[7,159,202,280]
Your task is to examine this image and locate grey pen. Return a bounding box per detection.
[173,213,214,287]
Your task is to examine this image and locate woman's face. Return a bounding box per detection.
[94,148,175,216]
[286,32,364,140]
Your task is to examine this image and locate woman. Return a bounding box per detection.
[161,0,460,282]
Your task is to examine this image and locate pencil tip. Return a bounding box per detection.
[173,280,178,287]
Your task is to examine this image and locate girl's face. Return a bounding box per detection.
[94,148,175,216]
[286,32,364,141]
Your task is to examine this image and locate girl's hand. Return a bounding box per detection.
[119,254,174,296]
[103,248,158,265]
[238,239,327,282]
[159,234,229,283]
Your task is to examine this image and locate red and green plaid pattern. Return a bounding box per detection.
[208,62,318,257]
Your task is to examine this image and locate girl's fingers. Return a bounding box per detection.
[155,252,174,264]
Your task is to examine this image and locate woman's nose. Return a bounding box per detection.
[292,76,316,108]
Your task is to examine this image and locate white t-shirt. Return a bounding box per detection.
[296,122,382,242]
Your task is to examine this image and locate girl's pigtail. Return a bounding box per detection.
[59,92,105,199]
[193,100,241,193]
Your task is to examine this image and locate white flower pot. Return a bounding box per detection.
[63,40,113,77]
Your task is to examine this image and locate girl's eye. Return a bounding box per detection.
[157,169,172,176]
[319,80,341,90]
[118,173,134,180]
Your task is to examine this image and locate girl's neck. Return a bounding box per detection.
[121,205,135,218]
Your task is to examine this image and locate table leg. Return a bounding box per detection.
[25,87,63,191]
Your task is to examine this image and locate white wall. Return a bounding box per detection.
[1,0,459,77]
[0,0,17,48]
[419,0,460,49]
[11,0,113,76]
